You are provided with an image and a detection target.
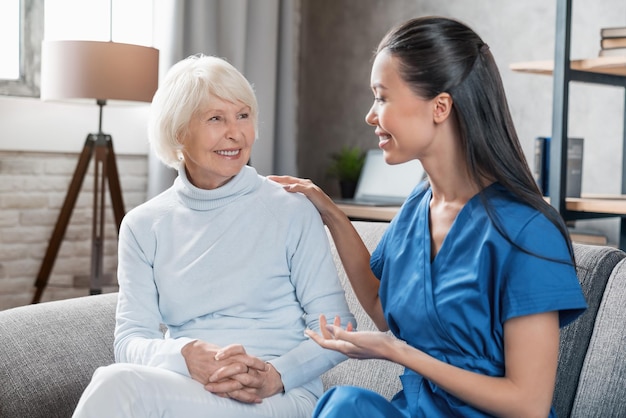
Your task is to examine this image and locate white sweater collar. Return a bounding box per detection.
[175,164,261,211]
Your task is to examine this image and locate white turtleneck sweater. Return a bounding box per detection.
[114,165,355,396]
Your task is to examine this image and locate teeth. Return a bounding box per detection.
[216,150,239,156]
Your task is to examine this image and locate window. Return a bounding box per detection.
[44,0,153,46]
[0,1,20,80]
[0,0,43,97]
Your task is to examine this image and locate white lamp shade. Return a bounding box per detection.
[41,40,159,103]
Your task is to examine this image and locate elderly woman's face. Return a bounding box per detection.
[181,97,255,189]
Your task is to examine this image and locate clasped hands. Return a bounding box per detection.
[182,341,283,404]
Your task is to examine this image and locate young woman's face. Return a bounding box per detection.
[365,49,437,165]
[181,97,255,189]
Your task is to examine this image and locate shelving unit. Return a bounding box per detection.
[511,0,626,249]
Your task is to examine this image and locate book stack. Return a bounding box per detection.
[599,26,626,57]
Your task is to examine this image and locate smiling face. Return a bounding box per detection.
[365,49,439,165]
[180,97,255,189]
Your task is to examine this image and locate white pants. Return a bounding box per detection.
[72,363,318,418]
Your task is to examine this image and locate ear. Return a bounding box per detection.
[433,93,453,124]
[176,130,187,146]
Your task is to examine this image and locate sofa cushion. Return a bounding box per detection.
[0,293,117,418]
[569,257,626,417]
[553,243,626,418]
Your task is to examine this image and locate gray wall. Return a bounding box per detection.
[297,0,626,245]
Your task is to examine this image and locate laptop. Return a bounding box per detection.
[334,149,425,206]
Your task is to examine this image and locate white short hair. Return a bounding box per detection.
[148,55,259,168]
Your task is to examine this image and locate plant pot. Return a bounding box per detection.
[339,180,358,199]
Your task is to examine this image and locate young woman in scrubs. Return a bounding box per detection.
[269,16,587,418]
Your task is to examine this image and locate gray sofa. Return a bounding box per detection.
[1,221,625,417]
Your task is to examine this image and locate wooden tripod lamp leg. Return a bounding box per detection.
[104,134,126,231]
[32,136,95,304]
[32,133,127,303]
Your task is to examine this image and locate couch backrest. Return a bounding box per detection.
[2,222,624,418]
[0,293,117,418]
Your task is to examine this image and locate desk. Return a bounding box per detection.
[336,203,399,222]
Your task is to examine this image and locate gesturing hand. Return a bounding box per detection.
[205,344,284,404]
[306,315,394,361]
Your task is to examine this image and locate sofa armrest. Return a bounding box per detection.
[0,293,117,418]
[569,256,626,417]
[553,243,626,417]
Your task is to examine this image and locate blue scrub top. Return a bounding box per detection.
[370,182,587,417]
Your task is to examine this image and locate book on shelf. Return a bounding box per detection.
[566,137,584,198]
[599,47,626,57]
[600,37,626,49]
[534,137,550,195]
[600,26,626,38]
[533,136,584,198]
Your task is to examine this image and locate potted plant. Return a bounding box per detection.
[327,145,366,198]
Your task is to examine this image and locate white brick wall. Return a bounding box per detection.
[0,151,148,310]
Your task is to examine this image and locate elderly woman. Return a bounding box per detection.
[72,54,355,418]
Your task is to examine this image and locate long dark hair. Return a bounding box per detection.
[378,16,574,263]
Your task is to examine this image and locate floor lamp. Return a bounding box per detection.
[32,40,158,303]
